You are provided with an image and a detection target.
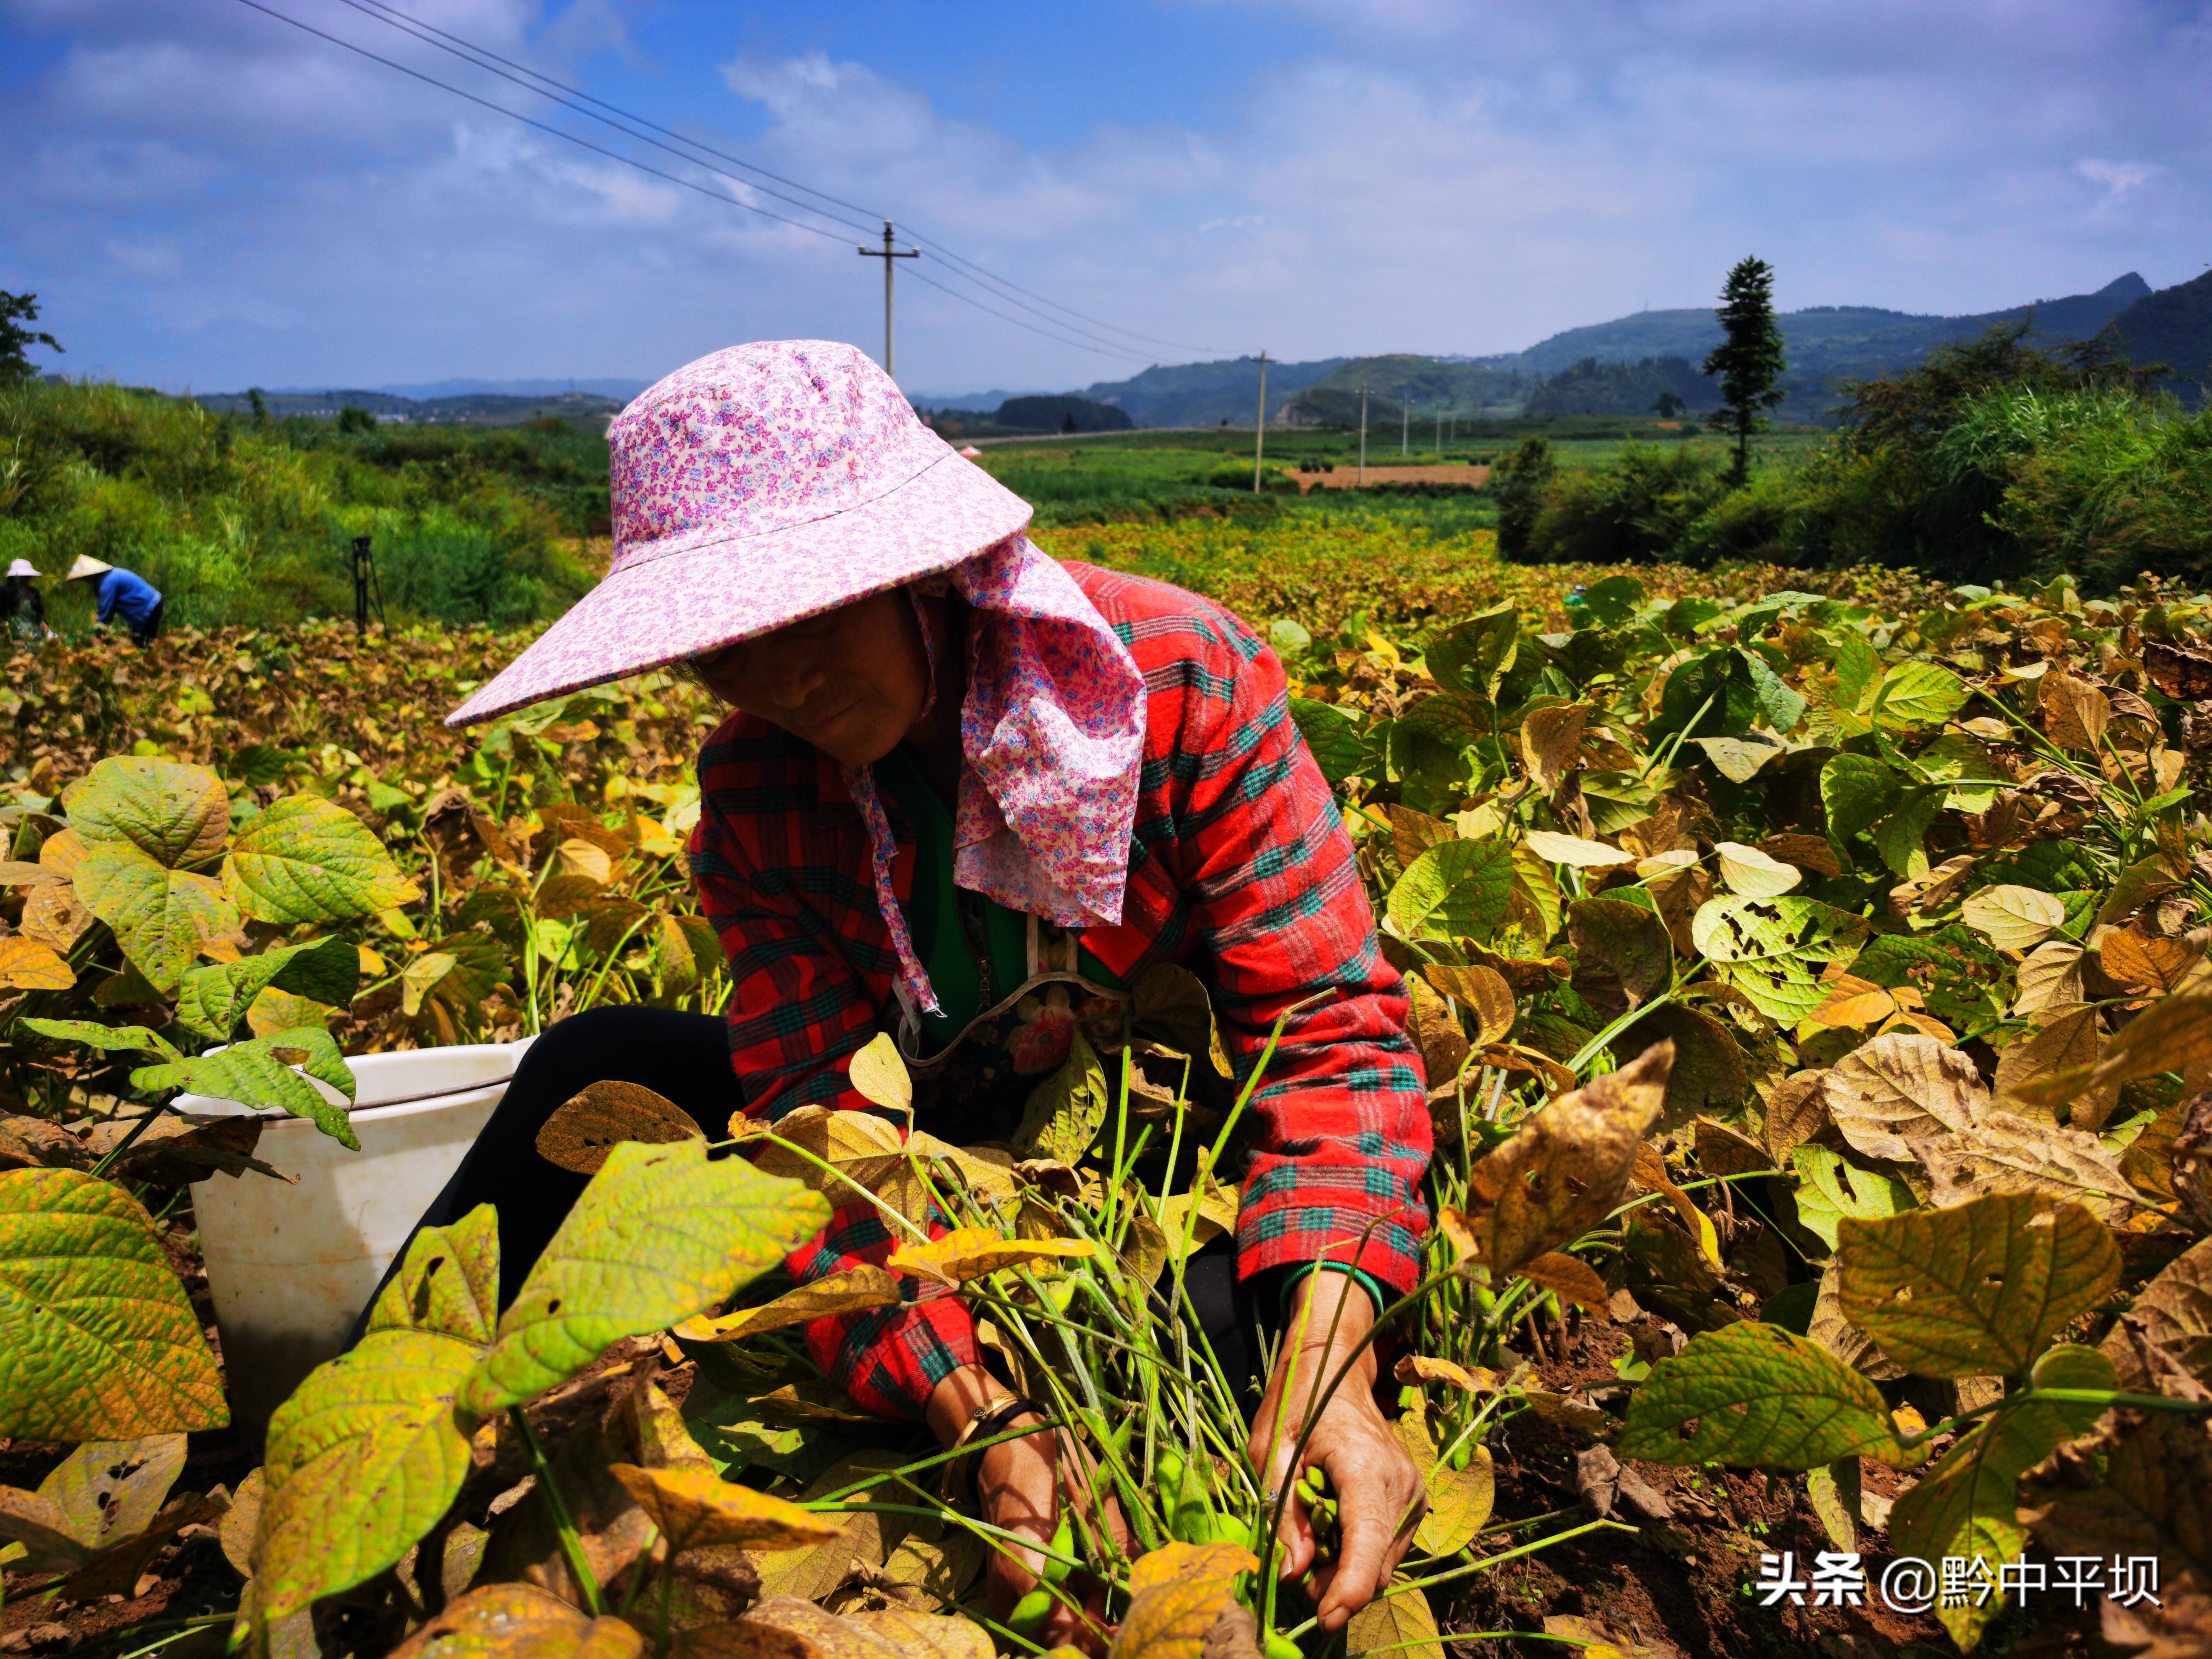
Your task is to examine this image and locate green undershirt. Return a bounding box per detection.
[871,744,1383,1318]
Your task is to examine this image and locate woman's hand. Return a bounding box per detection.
[1246,1272,1427,1632]
[926,1365,1130,1656]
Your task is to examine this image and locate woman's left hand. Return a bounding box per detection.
[1246,1272,1427,1632]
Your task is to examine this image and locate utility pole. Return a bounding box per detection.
[1436,406,1443,457]
[1251,352,1269,493]
[1400,395,1409,458]
[1357,389,1369,485]
[857,220,919,377]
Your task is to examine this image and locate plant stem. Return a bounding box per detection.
[509,1405,605,1616]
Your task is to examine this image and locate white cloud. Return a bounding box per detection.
[1,0,2208,392]
[2075,158,2159,206]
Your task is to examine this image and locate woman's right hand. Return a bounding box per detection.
[928,1366,1130,1656]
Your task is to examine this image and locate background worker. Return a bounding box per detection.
[65,555,164,644]
[0,559,48,640]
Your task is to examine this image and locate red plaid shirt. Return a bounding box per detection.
[689,562,1430,1418]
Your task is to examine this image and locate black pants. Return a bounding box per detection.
[132,600,164,646]
[357,1007,1270,1410]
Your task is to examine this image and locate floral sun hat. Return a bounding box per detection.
[447,339,1034,726]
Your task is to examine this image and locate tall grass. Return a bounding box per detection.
[0,381,594,632]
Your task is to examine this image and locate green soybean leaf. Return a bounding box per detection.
[1821,753,1902,845]
[0,1169,228,1438]
[1580,574,1645,630]
[1426,604,1519,701]
[1873,661,1970,731]
[253,1329,482,1621]
[1742,650,1807,733]
[62,757,230,871]
[1790,1146,1915,1252]
[1387,839,1514,942]
[1013,1024,1112,1163]
[458,1139,831,1418]
[1872,786,1946,878]
[18,1019,181,1062]
[1617,1321,1905,1470]
[72,845,242,995]
[1289,698,1369,786]
[1689,895,1867,1023]
[1838,1193,2119,1379]
[132,1032,359,1150]
[1567,898,1671,1022]
[366,1205,501,1348]
[223,795,421,924]
[1893,1392,2091,1650]
[174,937,361,1041]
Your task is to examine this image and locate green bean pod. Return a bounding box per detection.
[1042,1513,1075,1586]
[1008,1589,1054,1636]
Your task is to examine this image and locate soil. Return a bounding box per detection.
[1431,1319,1960,1659]
[1290,465,1493,494]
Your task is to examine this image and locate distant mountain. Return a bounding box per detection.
[906,388,1051,413]
[1480,273,2155,419]
[2117,271,2212,395]
[365,377,650,402]
[194,386,627,428]
[1020,274,2169,430]
[1078,357,1351,428]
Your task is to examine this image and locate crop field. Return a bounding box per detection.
[5,447,2212,1659]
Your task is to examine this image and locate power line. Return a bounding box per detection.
[327,0,880,238]
[310,0,1224,358]
[229,0,858,246]
[901,265,1153,365]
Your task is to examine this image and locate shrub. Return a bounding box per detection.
[1527,443,1731,566]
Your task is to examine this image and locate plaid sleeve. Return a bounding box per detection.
[1149,617,1433,1298]
[690,730,977,1420]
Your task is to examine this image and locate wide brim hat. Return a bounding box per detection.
[5,560,39,579]
[447,340,1033,726]
[66,556,111,581]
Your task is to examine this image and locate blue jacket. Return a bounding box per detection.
[94,568,162,629]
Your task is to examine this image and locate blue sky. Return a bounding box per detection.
[2,0,2205,397]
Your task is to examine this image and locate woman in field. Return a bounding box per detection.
[425,340,1431,1649]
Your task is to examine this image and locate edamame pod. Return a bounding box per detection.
[1008,1589,1054,1636]
[1042,1514,1074,1586]
[1265,1634,1302,1659]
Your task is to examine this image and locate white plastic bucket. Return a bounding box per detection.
[180,1039,535,1427]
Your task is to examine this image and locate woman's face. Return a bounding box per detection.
[688,588,931,767]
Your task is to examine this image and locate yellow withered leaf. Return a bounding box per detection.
[847,1032,913,1114]
[1516,1251,1612,1312]
[554,837,615,886]
[1125,1540,1258,1598]
[1522,829,1634,869]
[535,1081,705,1175]
[1714,841,1800,899]
[1632,1144,1723,1269]
[1108,1575,1244,1659]
[607,1463,847,1553]
[0,935,75,992]
[1393,1354,1496,1393]
[1420,962,1515,1047]
[734,1104,908,1195]
[1460,1041,1671,1275]
[674,1267,905,1343]
[387,1582,643,1659]
[885,1228,1096,1286]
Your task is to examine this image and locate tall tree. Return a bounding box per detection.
[0,292,63,384]
[1701,257,1786,483]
